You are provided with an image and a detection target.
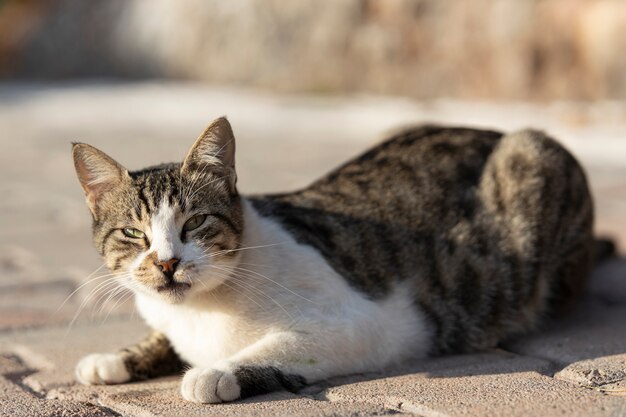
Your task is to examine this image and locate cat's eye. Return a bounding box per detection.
[123,227,145,239]
[183,214,207,232]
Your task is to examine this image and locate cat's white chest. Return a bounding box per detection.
[135,295,250,368]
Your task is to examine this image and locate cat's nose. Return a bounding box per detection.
[155,258,180,279]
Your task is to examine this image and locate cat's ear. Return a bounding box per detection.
[72,143,129,217]
[182,117,237,190]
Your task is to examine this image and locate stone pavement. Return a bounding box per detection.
[1,81,625,416]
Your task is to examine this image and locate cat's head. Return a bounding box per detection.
[72,117,243,304]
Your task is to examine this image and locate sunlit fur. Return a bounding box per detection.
[137,199,431,378]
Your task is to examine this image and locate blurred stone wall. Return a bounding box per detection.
[2,0,626,100]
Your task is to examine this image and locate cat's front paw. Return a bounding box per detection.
[181,367,241,403]
[75,353,131,385]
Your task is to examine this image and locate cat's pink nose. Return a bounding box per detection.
[155,258,179,277]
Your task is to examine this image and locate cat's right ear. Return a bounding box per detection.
[72,143,129,218]
[181,117,237,192]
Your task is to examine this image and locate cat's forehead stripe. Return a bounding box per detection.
[132,166,183,215]
[129,165,230,217]
[137,186,152,216]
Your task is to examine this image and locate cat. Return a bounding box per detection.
[73,117,595,403]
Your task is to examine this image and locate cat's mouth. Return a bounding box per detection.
[156,281,192,294]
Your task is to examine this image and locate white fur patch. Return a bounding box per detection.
[75,353,130,385]
[150,201,182,261]
[180,367,241,403]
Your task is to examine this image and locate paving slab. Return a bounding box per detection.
[0,318,405,416]
[49,379,407,417]
[556,354,626,389]
[6,316,621,417]
[0,250,133,331]
[503,297,626,401]
[0,282,133,332]
[319,352,626,417]
[0,317,147,393]
[0,280,79,331]
[0,354,31,376]
[0,356,118,417]
[0,244,48,286]
[504,299,626,365]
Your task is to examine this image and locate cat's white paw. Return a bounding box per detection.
[75,353,131,385]
[181,367,241,403]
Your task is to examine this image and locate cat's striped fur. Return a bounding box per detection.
[250,126,593,354]
[73,118,594,403]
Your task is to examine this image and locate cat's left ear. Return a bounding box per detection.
[72,143,129,218]
[181,117,237,191]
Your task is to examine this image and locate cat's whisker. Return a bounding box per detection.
[201,260,306,313]
[198,242,287,259]
[98,291,130,326]
[226,280,275,313]
[101,286,133,325]
[226,275,295,320]
[55,263,110,313]
[217,278,272,314]
[236,261,271,269]
[217,264,318,305]
[195,276,227,307]
[211,242,287,255]
[192,267,272,313]
[90,282,123,318]
[207,264,296,319]
[80,276,128,312]
[227,273,303,320]
[65,275,131,333]
[94,281,128,317]
[220,273,275,306]
[82,279,127,319]
[102,278,146,323]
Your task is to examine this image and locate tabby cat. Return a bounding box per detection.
[73,117,594,403]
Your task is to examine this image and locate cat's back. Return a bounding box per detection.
[250,126,503,295]
[298,125,503,225]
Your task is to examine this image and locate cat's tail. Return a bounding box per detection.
[594,237,617,265]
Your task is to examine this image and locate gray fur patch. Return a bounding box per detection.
[233,366,306,398]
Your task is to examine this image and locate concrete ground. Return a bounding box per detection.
[0,81,625,416]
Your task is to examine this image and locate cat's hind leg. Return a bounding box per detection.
[76,330,183,385]
[478,130,594,318]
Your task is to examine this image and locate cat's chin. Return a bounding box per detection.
[155,282,192,304]
[135,273,231,305]
[156,281,191,294]
[130,282,192,305]
[153,281,223,305]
